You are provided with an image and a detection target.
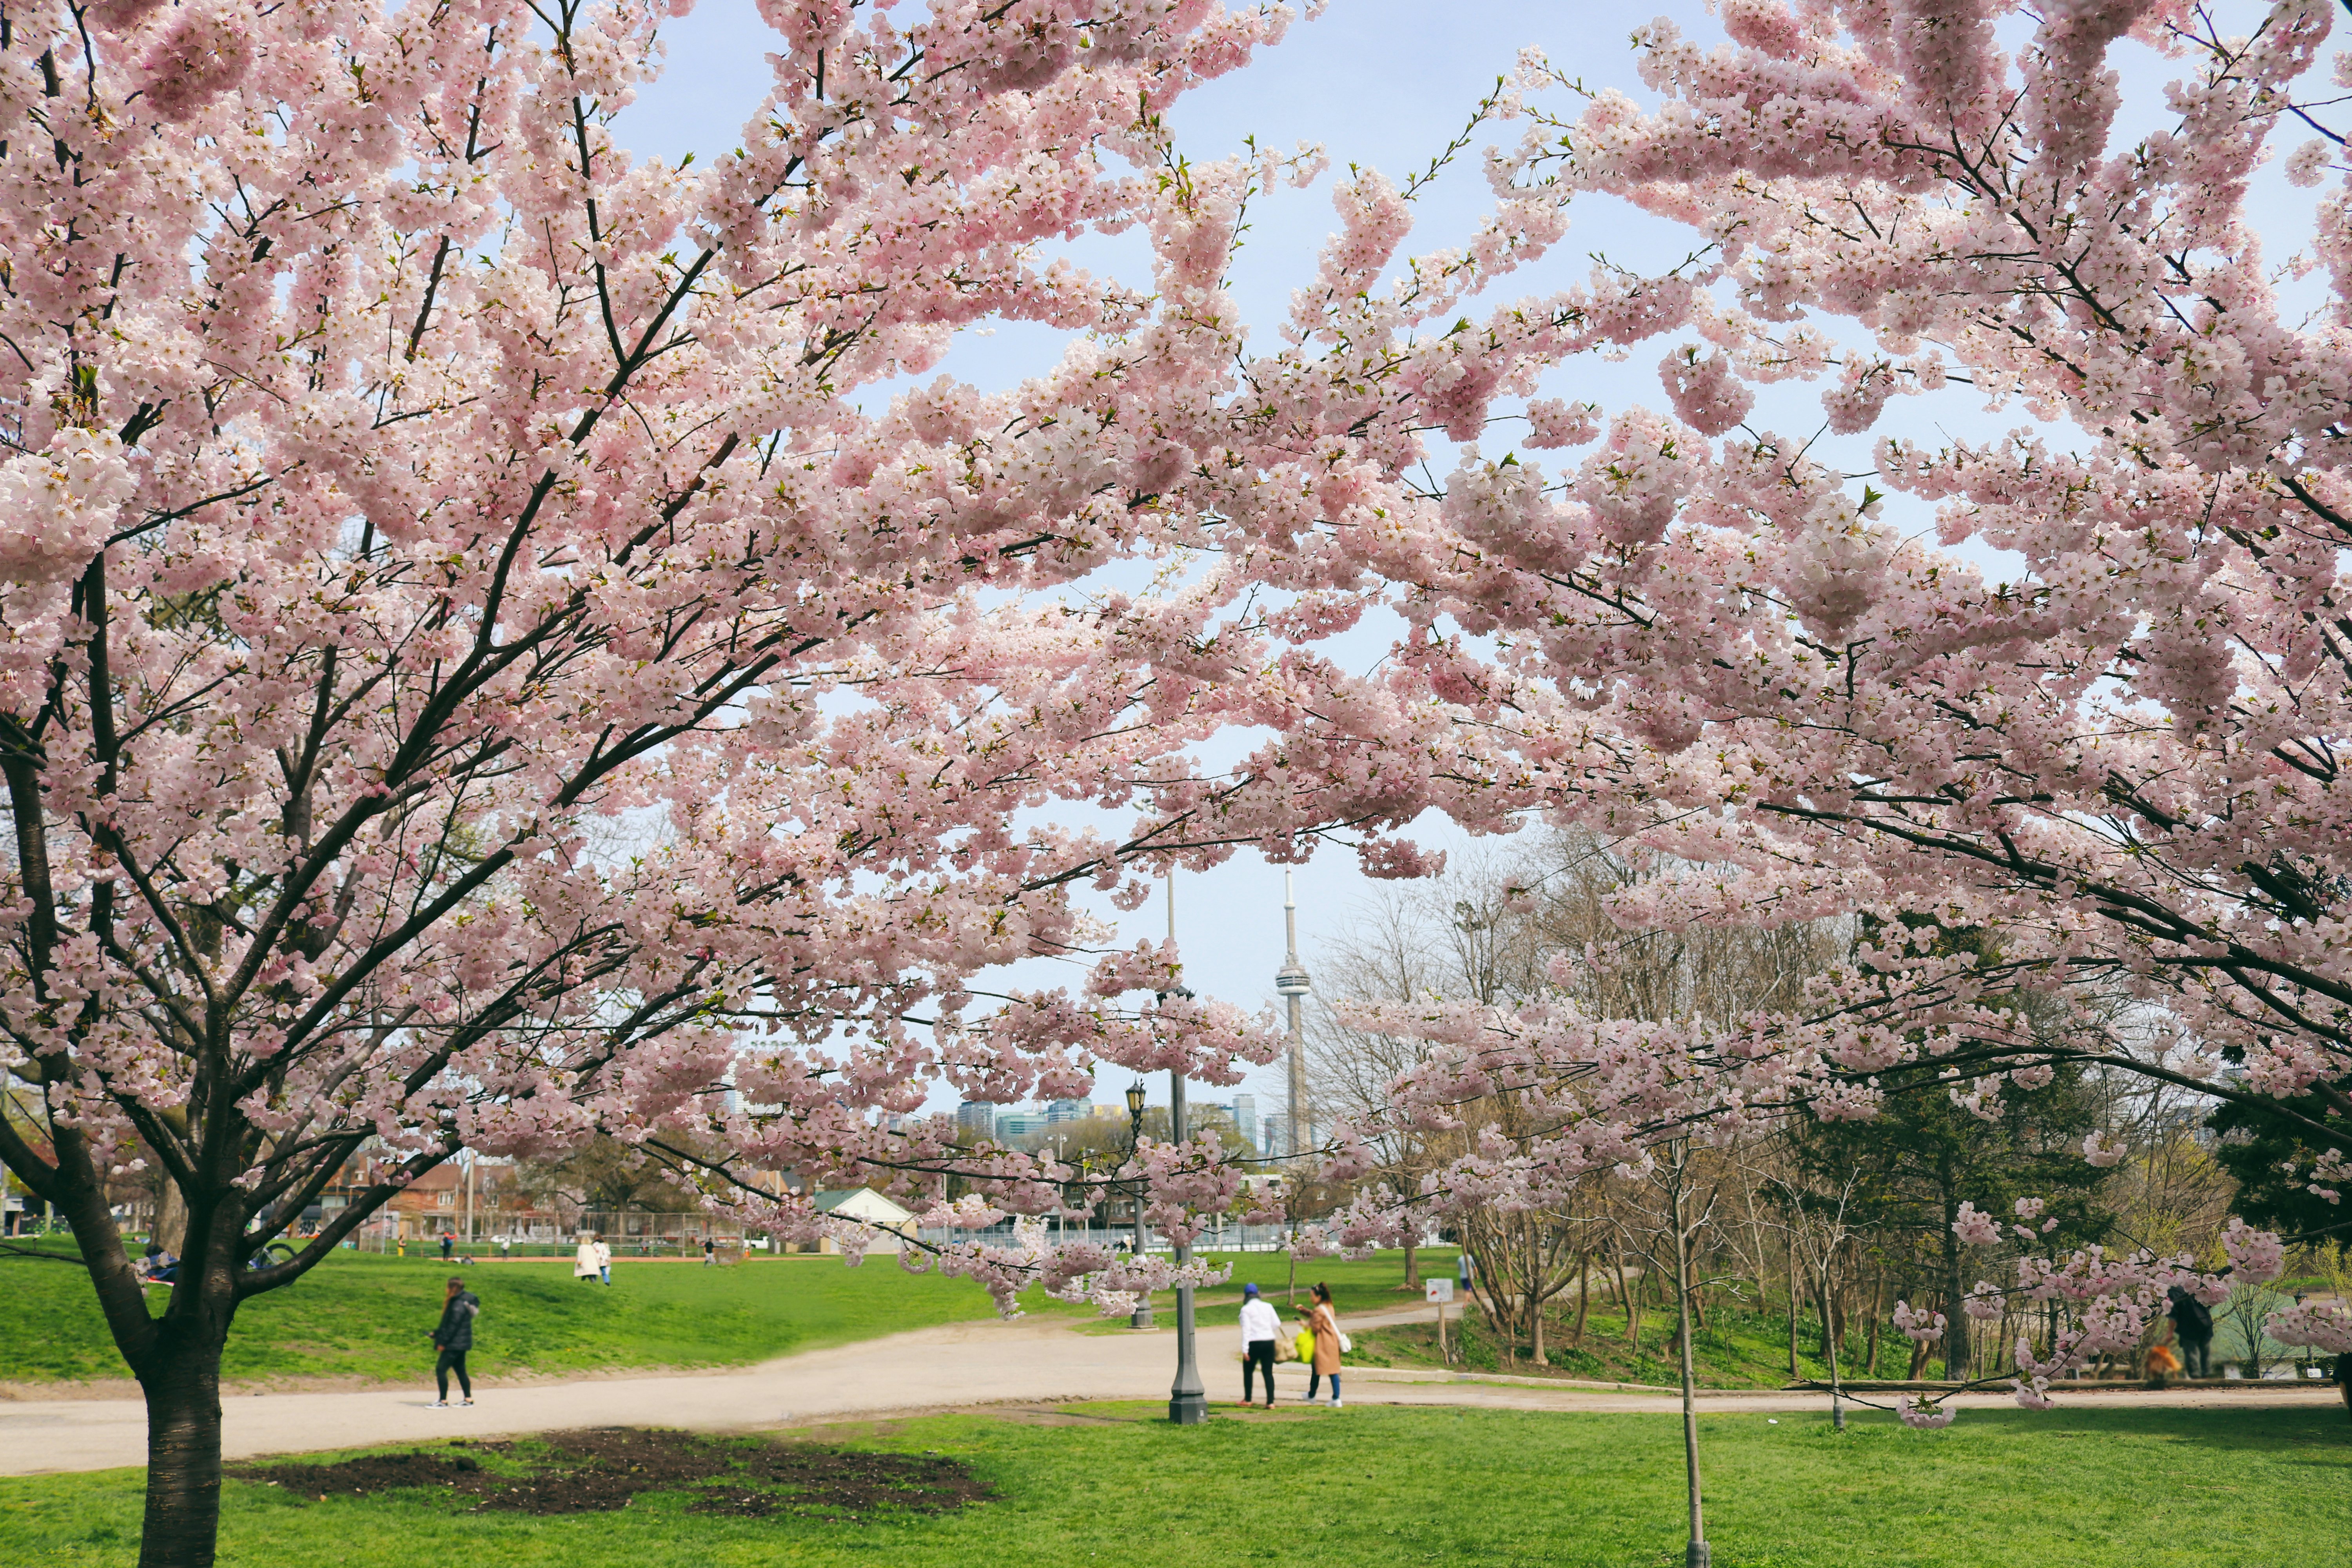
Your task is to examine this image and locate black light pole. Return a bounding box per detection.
[1161,873,1207,1425]
[1126,1080,1152,1329]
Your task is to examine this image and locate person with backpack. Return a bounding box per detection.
[2167,1285,2214,1378]
[429,1276,480,1408]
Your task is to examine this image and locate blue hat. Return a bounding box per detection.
[1243,1282,1260,1298]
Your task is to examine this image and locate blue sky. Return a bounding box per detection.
[613,2,2322,1118]
[609,3,1745,1119]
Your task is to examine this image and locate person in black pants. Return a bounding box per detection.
[2166,1286,2214,1379]
[430,1276,480,1408]
[1238,1282,1281,1407]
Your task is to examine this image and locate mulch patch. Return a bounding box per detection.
[230,1426,996,1519]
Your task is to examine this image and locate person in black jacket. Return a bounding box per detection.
[430,1276,480,1407]
[2166,1285,2214,1379]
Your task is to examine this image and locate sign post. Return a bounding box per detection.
[1425,1276,1455,1363]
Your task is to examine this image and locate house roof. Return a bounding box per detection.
[811,1187,915,1224]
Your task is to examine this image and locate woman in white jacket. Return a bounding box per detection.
[573,1235,599,1283]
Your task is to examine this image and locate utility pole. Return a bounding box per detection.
[463,1154,476,1248]
[1165,873,1207,1425]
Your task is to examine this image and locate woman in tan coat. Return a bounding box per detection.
[1307,1282,1343,1407]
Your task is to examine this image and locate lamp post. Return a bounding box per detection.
[1125,1080,1152,1330]
[1161,873,1207,1426]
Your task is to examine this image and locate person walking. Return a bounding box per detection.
[1240,1282,1281,1407]
[439,1230,454,1263]
[573,1235,599,1283]
[429,1276,480,1408]
[1307,1281,1344,1407]
[594,1235,612,1285]
[702,1236,716,1267]
[2166,1285,2214,1379]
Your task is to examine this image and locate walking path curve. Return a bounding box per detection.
[2,1307,2336,1476]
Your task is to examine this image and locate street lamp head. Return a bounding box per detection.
[1125,1082,1146,1118]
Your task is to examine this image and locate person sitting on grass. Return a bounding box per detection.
[429,1276,481,1409]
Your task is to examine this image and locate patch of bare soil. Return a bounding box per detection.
[230,1427,996,1519]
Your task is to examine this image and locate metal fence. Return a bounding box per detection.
[350,1209,750,1258]
[910,1222,1304,1254]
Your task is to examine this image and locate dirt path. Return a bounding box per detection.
[2,1308,2335,1476]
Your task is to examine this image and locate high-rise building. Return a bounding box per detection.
[1261,1113,1289,1160]
[956,1101,997,1139]
[1233,1093,1258,1151]
[1045,1098,1088,1125]
[996,1111,1047,1140]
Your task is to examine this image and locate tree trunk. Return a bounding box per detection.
[155,1180,189,1257]
[137,1320,229,1568]
[1570,1250,1592,1348]
[1614,1243,1641,1345]
[1865,1275,1884,1378]
[1532,1290,1547,1365]
[1402,1236,1420,1290]
[1785,1255,1800,1378]
[1942,1193,1971,1381]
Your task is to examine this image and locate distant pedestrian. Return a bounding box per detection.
[440,1231,454,1262]
[2167,1286,2214,1379]
[594,1236,612,1285]
[1307,1282,1344,1407]
[497,1236,511,1261]
[1240,1283,1280,1407]
[429,1276,479,1408]
[702,1237,716,1267]
[574,1236,599,1283]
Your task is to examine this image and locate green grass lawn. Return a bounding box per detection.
[4,1404,2343,1566]
[0,1251,1093,1386]
[1352,1301,1868,1389]
[1074,1249,1452,1336]
[0,1246,1447,1388]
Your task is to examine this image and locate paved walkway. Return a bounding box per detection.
[2,1310,2336,1475]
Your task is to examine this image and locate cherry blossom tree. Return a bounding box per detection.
[1223,0,2352,1423]
[0,2,1485,1561]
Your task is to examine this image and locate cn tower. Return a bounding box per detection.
[1273,870,1311,1156]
